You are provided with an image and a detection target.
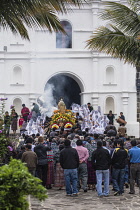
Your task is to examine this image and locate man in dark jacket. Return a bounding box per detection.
[119,112,125,126]
[34,136,50,187]
[60,139,79,196]
[92,141,111,197]
[107,110,115,125]
[111,139,128,195]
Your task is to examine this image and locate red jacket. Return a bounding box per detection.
[19,118,24,127]
[21,107,30,117]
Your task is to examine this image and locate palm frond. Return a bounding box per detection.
[0,0,84,39]
[86,26,140,66]
[100,1,140,37]
[128,0,140,13]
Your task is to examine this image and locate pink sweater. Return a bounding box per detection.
[75,146,89,163]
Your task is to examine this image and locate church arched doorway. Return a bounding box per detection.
[45,74,83,108]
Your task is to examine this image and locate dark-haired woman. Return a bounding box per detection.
[11,109,18,134]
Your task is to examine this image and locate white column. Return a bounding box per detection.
[91,2,99,31]
[91,2,100,107]
[121,93,129,119]
[30,59,36,94]
[91,52,99,109]
[0,59,5,91]
[92,93,99,110]
[29,57,37,108]
[92,54,99,91]
[122,63,128,92]
[80,92,84,105]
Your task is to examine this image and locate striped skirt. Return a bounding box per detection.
[46,161,54,185]
[54,163,65,188]
[87,161,96,184]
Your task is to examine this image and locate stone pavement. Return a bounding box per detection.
[30,186,140,210]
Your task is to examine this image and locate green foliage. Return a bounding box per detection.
[0,99,9,161]
[0,0,84,40]
[0,159,48,210]
[0,136,9,161]
[86,0,140,67]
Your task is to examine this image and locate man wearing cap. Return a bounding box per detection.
[21,104,30,122]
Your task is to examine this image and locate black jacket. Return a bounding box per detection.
[4,115,10,125]
[60,146,79,169]
[92,147,111,170]
[107,114,115,125]
[111,147,128,169]
[34,144,50,165]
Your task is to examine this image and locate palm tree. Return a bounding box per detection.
[86,0,140,67]
[1,0,84,40]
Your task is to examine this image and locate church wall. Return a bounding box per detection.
[31,57,93,93]
[0,0,139,137]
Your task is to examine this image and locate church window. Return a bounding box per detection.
[56,21,72,48]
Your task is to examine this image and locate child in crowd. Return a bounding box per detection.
[19,115,27,135]
[19,115,24,129]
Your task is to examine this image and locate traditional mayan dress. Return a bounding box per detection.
[54,150,65,188]
[85,143,96,185]
[46,150,54,185]
[11,112,18,131]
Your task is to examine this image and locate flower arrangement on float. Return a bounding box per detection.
[51,124,59,129]
[50,109,76,129]
[65,122,73,128]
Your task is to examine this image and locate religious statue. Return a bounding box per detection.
[50,98,76,129]
[58,98,66,113]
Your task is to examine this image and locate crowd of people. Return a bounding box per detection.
[4,103,41,136]
[3,101,140,198]
[4,101,126,138]
[4,110,140,198]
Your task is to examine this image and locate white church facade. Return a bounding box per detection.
[0,0,139,137]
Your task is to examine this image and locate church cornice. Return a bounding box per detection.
[81,91,137,94]
[0,50,117,60]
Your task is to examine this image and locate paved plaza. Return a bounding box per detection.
[30,187,140,210]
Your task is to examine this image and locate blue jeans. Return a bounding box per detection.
[64,169,78,195]
[124,165,129,184]
[112,168,125,194]
[96,169,109,196]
